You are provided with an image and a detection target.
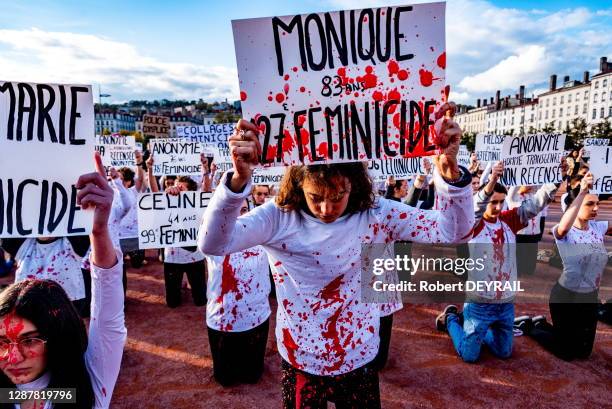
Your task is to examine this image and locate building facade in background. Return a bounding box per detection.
[95,112,136,134]
[456,56,611,135]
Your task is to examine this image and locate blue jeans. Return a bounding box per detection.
[447,302,514,363]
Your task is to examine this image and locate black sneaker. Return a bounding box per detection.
[531,315,547,329]
[436,305,458,332]
[513,315,532,336]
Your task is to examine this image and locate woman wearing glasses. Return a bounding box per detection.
[0,153,126,409]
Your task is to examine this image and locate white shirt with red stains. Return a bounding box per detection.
[553,221,609,293]
[205,246,271,332]
[469,183,558,301]
[164,247,205,264]
[15,238,86,301]
[468,210,524,301]
[198,169,473,376]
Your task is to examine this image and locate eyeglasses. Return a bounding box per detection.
[0,338,47,357]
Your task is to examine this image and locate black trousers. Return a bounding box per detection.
[163,260,206,308]
[128,250,145,268]
[529,283,599,361]
[207,318,269,386]
[281,359,380,409]
[371,314,393,371]
[598,299,612,325]
[516,234,539,276]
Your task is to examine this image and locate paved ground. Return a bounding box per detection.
[2,194,611,408]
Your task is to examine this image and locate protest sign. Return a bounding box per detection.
[589,146,611,194]
[368,157,426,182]
[95,134,136,172]
[142,114,170,138]
[149,138,203,176]
[583,137,609,158]
[457,145,470,167]
[475,133,503,163]
[252,166,287,185]
[0,80,94,237]
[500,133,565,186]
[137,191,212,249]
[176,123,234,150]
[232,2,446,167]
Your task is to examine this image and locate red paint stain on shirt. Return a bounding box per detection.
[282,328,302,369]
[217,255,240,304]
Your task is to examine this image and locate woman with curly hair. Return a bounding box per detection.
[198,103,474,408]
[0,153,126,409]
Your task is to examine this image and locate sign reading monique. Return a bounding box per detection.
[232,2,446,167]
[0,80,94,237]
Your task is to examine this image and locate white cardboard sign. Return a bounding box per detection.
[232,2,447,166]
[0,81,94,237]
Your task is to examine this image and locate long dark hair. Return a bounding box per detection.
[0,280,94,409]
[276,162,375,213]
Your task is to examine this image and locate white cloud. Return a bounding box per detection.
[458,45,552,92]
[0,28,239,102]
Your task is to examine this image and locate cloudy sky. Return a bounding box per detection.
[0,0,609,105]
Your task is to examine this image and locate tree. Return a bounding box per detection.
[565,118,588,149]
[541,121,556,133]
[460,131,476,152]
[102,128,112,135]
[527,126,537,134]
[590,119,612,140]
[214,112,240,124]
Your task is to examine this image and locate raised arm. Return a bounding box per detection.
[197,120,277,256]
[109,168,133,219]
[388,103,474,243]
[77,152,127,408]
[146,155,160,193]
[555,172,592,239]
[200,153,212,192]
[134,150,146,192]
[474,161,503,224]
[513,160,567,229]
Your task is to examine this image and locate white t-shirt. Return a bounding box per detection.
[15,238,86,301]
[82,180,133,270]
[164,247,205,264]
[553,221,609,293]
[206,246,271,332]
[468,208,524,301]
[199,169,473,376]
[119,187,139,239]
